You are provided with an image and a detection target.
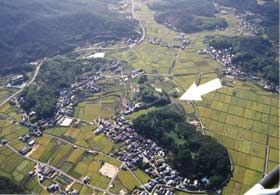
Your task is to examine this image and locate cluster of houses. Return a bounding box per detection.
[206,46,233,66]
[37,165,56,183]
[20,60,123,129]
[16,59,146,132]
[18,128,41,155]
[154,186,175,195]
[235,11,261,36]
[116,69,145,83]
[201,45,279,93]
[96,117,207,193]
[133,187,175,195]
[6,74,26,88]
[147,36,190,50]
[53,72,103,121]
[29,163,78,194]
[28,164,58,192]
[52,60,125,125]
[122,102,144,115]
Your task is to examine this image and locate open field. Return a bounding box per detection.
[101,95,119,119]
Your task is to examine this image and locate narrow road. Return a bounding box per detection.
[131,0,146,46]
[126,166,150,194]
[263,96,272,176]
[0,61,44,108]
[177,69,223,134]
[168,47,182,74]
[104,73,173,79]
[75,0,145,52]
[190,101,205,134]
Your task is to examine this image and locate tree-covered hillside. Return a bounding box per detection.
[209,36,279,84]
[150,0,278,44]
[149,0,228,33]
[0,0,140,75]
[133,104,231,189]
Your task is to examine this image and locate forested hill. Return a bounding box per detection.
[149,0,278,45]
[149,0,228,33]
[133,104,231,189]
[0,0,140,75]
[0,176,25,194]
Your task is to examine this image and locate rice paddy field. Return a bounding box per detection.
[194,80,279,194]
[74,96,101,121]
[44,125,113,154]
[0,146,48,194]
[74,88,121,122]
[0,103,22,122]
[117,170,141,191]
[110,2,279,195]
[0,104,27,142]
[108,5,179,74]
[0,1,278,195]
[23,135,137,192]
[133,169,151,184]
[109,168,148,194]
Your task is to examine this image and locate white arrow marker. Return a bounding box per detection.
[180,78,222,101]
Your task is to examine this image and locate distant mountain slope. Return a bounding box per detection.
[212,0,279,44]
[0,0,140,74]
[149,0,228,33]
